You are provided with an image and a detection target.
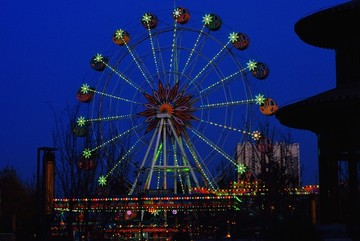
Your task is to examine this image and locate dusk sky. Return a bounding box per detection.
[0,0,348,185]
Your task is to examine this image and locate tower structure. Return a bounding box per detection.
[275,0,360,228]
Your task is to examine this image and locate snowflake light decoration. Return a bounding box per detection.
[114,29,125,40]
[173,8,182,19]
[80,84,90,94]
[142,13,152,23]
[237,163,247,174]
[255,94,266,105]
[98,175,107,186]
[77,116,86,127]
[83,148,92,159]
[251,131,262,141]
[202,14,212,25]
[93,53,103,63]
[228,32,239,43]
[246,60,257,71]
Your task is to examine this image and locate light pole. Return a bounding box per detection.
[36,147,57,241]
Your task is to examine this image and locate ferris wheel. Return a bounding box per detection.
[73,7,276,195]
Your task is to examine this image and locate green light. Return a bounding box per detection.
[255,94,266,105]
[80,84,90,94]
[246,60,257,71]
[237,163,246,174]
[93,53,103,62]
[155,143,163,160]
[77,116,86,127]
[98,175,107,186]
[202,14,212,25]
[142,13,152,23]
[83,148,92,159]
[228,32,239,43]
[114,29,125,40]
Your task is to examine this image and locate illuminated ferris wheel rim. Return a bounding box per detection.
[92,26,257,146]
[74,6,275,194]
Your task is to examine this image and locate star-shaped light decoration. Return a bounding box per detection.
[114,29,125,40]
[251,131,261,141]
[173,8,182,19]
[98,175,107,186]
[142,13,152,23]
[83,148,92,159]
[80,84,90,94]
[246,60,257,71]
[137,82,196,138]
[237,163,247,174]
[77,116,86,127]
[255,94,266,105]
[202,14,212,25]
[229,32,239,43]
[94,53,103,63]
[150,209,160,216]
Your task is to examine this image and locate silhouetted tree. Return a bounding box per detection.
[51,104,133,239]
[0,167,37,241]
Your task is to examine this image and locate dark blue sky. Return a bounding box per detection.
[0,0,347,184]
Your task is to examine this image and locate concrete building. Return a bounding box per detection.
[235,141,300,186]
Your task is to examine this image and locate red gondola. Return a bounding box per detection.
[173,7,190,24]
[259,97,278,116]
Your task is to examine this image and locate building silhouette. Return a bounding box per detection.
[275,0,360,235]
[235,141,300,186]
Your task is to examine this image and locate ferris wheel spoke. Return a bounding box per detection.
[197,93,266,110]
[181,25,206,76]
[184,140,218,190]
[189,127,238,169]
[91,54,146,92]
[168,21,179,86]
[145,118,165,190]
[199,68,247,95]
[187,34,234,87]
[197,99,254,110]
[102,138,143,182]
[129,122,160,195]
[171,143,188,194]
[93,88,143,105]
[116,40,155,89]
[77,114,135,126]
[198,118,254,138]
[167,119,201,189]
[83,124,142,159]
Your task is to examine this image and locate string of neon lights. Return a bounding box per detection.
[172,143,186,194]
[106,139,142,177]
[77,114,134,126]
[93,88,142,105]
[184,141,216,190]
[155,144,163,189]
[168,20,178,86]
[198,94,266,110]
[167,119,200,189]
[190,127,238,168]
[198,99,254,109]
[82,124,141,159]
[145,21,160,79]
[187,31,234,87]
[93,54,144,92]
[199,68,246,94]
[79,83,142,104]
[199,119,250,136]
[181,25,206,76]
